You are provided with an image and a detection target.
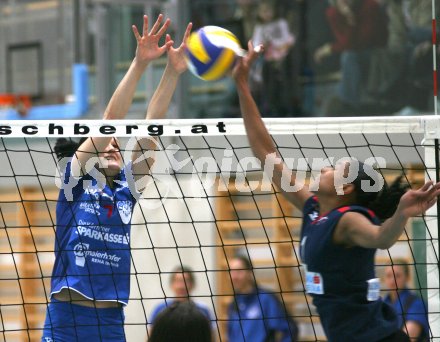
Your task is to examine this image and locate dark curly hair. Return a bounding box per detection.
[53,137,88,161]
[352,161,409,222]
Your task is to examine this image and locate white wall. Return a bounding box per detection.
[124,174,217,341]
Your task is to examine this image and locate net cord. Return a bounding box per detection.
[0,116,435,138]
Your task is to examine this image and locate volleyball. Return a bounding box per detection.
[185,26,242,81]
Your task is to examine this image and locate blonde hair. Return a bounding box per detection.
[388,258,411,278]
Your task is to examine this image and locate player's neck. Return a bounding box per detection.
[389,290,399,303]
[237,283,255,295]
[174,296,190,303]
[105,176,117,188]
[316,194,352,216]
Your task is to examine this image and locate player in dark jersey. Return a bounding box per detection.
[41,15,192,342]
[231,41,440,342]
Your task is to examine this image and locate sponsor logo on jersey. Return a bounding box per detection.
[306,271,324,295]
[117,200,133,224]
[308,211,319,221]
[73,243,89,267]
[88,250,122,268]
[79,201,101,215]
[314,216,328,225]
[77,225,130,245]
[80,188,101,215]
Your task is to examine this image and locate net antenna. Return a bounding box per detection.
[432,0,438,116]
[431,0,440,335]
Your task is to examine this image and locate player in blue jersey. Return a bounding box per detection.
[227,255,299,342]
[383,261,430,341]
[231,41,440,342]
[41,15,192,342]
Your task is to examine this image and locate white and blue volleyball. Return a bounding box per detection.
[185,26,242,81]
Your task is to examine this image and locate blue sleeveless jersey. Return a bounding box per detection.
[50,161,137,305]
[300,196,398,342]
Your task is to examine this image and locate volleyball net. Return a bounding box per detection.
[0,116,438,341]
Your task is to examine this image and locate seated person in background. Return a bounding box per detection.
[314,0,388,115]
[227,255,299,342]
[383,259,429,341]
[251,0,296,117]
[149,301,212,342]
[150,265,214,326]
[390,0,437,114]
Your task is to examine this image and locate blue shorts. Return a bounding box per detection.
[41,299,126,342]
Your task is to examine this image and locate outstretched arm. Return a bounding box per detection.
[335,181,440,249]
[71,14,172,177]
[232,41,313,210]
[131,22,193,192]
[145,22,192,120]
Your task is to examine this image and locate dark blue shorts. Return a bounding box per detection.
[41,299,126,342]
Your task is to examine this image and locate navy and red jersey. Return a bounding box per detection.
[300,196,399,342]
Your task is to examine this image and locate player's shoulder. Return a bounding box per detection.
[405,292,425,309]
[338,210,376,229]
[151,301,168,316]
[192,301,214,319]
[194,301,210,311]
[303,195,318,214]
[337,206,379,225]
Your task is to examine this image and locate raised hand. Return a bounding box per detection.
[132,14,173,65]
[397,181,440,218]
[232,41,264,85]
[166,22,193,74]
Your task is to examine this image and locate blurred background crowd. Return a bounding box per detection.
[0,0,438,119]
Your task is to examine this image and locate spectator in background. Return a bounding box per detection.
[227,255,299,342]
[367,0,440,115]
[300,0,340,116]
[150,265,214,327]
[149,301,212,342]
[252,0,297,117]
[314,0,388,115]
[403,0,435,112]
[234,0,258,48]
[383,260,429,341]
[303,0,338,74]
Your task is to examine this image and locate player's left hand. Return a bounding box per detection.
[232,41,264,85]
[167,22,193,74]
[397,181,440,218]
